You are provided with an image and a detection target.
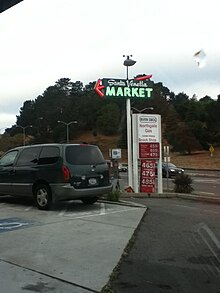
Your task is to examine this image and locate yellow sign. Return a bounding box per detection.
[209,145,214,156]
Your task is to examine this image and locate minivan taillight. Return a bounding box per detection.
[62,165,70,182]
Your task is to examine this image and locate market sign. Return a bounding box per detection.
[94,75,153,99]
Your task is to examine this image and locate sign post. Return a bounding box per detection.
[94,74,153,190]
[209,145,214,157]
[132,114,163,193]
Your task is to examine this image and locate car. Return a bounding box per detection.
[0,143,112,210]
[162,162,184,178]
[118,163,128,172]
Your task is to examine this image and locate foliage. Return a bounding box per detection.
[1,76,220,154]
[0,134,23,151]
[173,174,194,193]
[107,190,121,202]
[96,103,120,135]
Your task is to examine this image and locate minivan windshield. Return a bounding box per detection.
[65,145,105,165]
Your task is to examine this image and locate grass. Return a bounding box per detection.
[72,132,220,170]
[171,148,220,170]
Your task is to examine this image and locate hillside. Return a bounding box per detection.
[72,132,220,170]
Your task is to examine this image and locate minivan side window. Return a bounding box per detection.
[0,150,18,166]
[16,147,41,166]
[38,146,60,165]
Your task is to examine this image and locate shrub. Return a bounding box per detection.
[107,190,121,202]
[173,173,194,194]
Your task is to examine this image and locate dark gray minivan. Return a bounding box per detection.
[0,143,112,210]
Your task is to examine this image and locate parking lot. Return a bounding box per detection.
[0,196,146,293]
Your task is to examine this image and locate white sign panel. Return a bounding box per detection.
[137,114,160,143]
[111,148,121,159]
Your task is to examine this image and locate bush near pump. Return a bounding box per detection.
[173,173,194,194]
[107,190,121,202]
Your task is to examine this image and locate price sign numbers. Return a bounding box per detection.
[140,159,156,193]
[139,143,160,159]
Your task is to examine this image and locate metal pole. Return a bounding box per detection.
[132,114,139,193]
[23,127,25,146]
[157,115,163,193]
[58,120,77,144]
[66,124,69,144]
[125,64,133,188]
[127,98,133,188]
[123,55,136,189]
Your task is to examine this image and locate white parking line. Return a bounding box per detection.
[100,202,106,215]
[196,223,220,275]
[24,207,33,212]
[71,207,141,220]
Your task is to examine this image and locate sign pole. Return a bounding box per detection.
[126,98,133,188]
[132,114,139,193]
[123,55,137,190]
[157,115,163,193]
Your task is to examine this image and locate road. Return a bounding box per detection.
[163,175,220,197]
[191,176,220,197]
[109,198,220,293]
[119,171,220,197]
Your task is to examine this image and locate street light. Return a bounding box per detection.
[131,107,154,114]
[57,120,78,143]
[16,125,32,146]
[123,55,136,188]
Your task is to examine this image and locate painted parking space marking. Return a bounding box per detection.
[0,218,33,233]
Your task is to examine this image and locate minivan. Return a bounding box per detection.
[0,143,112,210]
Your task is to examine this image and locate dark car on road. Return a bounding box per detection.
[162,162,184,177]
[118,163,128,172]
[0,143,112,210]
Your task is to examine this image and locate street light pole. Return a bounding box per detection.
[131,107,154,114]
[123,55,136,189]
[16,125,32,146]
[57,120,78,143]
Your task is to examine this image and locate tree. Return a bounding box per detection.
[96,103,120,135]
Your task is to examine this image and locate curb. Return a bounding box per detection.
[119,192,220,205]
[99,199,147,208]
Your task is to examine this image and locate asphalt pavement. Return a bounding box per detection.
[1,169,219,292]
[101,169,220,292]
[102,198,220,293]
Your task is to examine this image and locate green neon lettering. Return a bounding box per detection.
[106,87,116,96]
[124,87,131,97]
[139,88,145,97]
[131,88,139,97]
[145,88,153,97]
[116,87,123,96]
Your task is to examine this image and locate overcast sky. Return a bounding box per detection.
[0,0,219,132]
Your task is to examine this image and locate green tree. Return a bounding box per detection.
[96,103,120,135]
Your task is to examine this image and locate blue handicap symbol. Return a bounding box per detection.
[0,218,31,233]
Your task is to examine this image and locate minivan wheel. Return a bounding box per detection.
[34,184,52,210]
[81,197,98,205]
